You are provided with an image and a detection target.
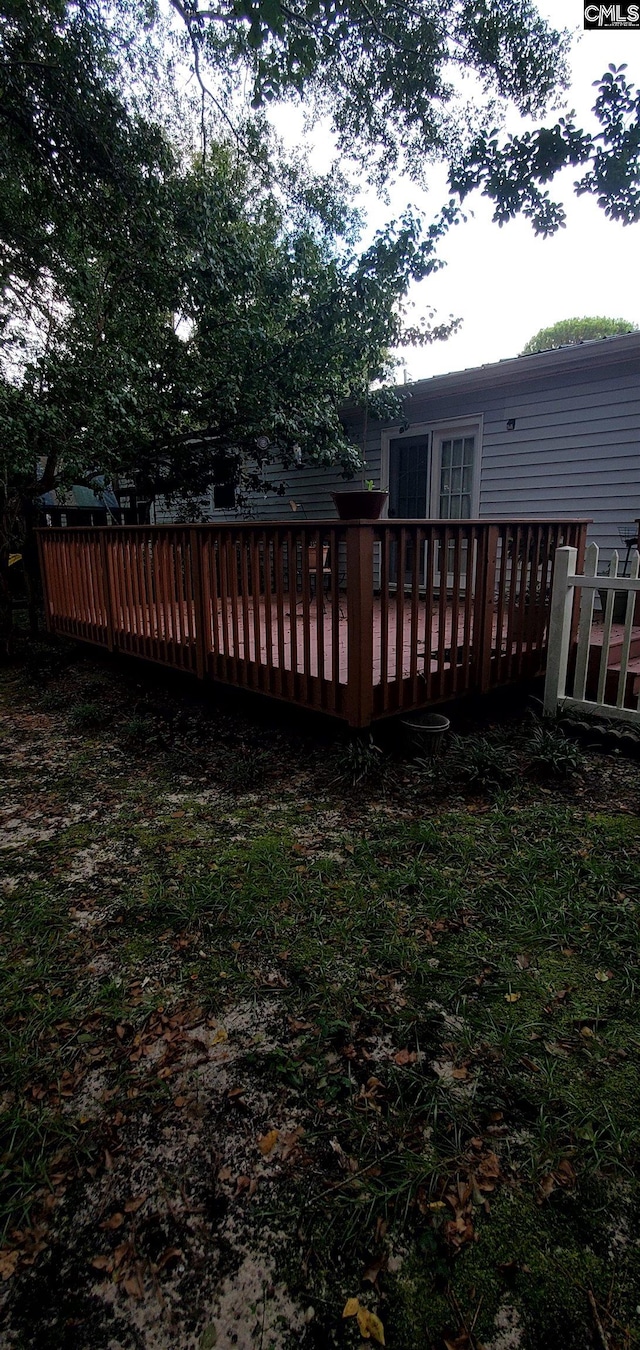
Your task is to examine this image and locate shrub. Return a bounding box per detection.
[120,714,158,749]
[526,722,584,780]
[68,700,104,732]
[446,734,515,794]
[221,749,271,794]
[334,734,388,789]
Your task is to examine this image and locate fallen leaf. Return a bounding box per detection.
[393,1049,416,1066]
[156,1246,182,1270]
[236,1175,257,1196]
[362,1255,385,1285]
[505,992,521,1003]
[0,1250,19,1280]
[357,1306,385,1344]
[537,1173,556,1204]
[444,1334,471,1350]
[258,1129,279,1156]
[124,1196,147,1214]
[595,971,612,983]
[211,1026,228,1045]
[555,1158,576,1188]
[100,1212,124,1230]
[343,1297,360,1318]
[90,1255,113,1272]
[477,1152,500,1179]
[451,1066,469,1081]
[199,1327,218,1349]
[543,1040,569,1058]
[123,1271,144,1299]
[280,1126,305,1159]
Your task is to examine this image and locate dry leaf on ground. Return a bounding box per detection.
[357,1306,386,1343]
[258,1129,279,1156]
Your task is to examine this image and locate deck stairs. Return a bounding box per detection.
[587,623,640,707]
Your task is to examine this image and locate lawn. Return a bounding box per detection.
[1,640,639,1350]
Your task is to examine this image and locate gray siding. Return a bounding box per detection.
[158,337,640,564]
[404,360,639,561]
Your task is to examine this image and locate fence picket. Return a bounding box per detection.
[573,541,598,701]
[616,550,640,707]
[596,551,619,706]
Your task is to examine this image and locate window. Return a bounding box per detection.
[213,482,236,510]
[437,434,475,519]
[388,437,429,518]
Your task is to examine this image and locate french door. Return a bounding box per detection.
[388,425,479,587]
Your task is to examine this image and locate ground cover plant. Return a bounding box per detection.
[1,644,639,1349]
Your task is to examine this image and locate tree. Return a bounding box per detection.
[521,316,639,355]
[170,3,640,231]
[169,0,570,184]
[0,0,459,647]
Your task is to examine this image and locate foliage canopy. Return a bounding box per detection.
[521,316,639,355]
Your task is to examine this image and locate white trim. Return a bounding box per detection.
[381,414,483,518]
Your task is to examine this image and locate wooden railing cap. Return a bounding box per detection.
[36,516,593,533]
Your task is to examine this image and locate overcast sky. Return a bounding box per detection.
[272,2,640,381]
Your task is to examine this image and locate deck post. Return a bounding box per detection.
[99,530,115,652]
[346,523,374,728]
[190,528,206,680]
[543,545,577,717]
[477,524,499,692]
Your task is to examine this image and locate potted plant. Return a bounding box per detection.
[332,480,389,521]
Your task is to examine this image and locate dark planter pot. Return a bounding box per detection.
[331,490,388,520]
[400,712,451,758]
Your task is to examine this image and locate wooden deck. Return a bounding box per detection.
[38,518,589,727]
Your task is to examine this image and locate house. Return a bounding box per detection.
[39,483,150,527]
[188,331,640,567]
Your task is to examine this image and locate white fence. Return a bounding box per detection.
[544,543,640,727]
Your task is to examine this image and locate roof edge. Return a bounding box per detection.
[399,330,640,402]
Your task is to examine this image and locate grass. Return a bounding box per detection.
[1,644,639,1347]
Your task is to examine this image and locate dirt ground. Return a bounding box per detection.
[1,641,639,1350]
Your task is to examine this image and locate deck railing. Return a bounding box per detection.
[38,518,588,727]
